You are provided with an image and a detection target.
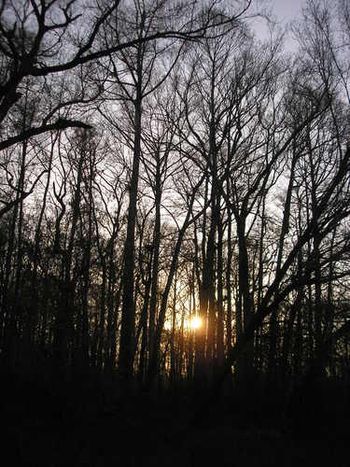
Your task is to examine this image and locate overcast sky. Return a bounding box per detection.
[249,0,306,50]
[269,0,305,21]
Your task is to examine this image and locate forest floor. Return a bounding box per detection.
[2,369,350,467]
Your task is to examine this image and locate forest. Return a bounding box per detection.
[1,0,350,465]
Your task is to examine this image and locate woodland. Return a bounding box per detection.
[1,0,350,465]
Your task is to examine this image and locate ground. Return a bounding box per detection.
[2,370,349,466]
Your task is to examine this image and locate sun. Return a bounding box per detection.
[189,316,202,330]
[164,315,203,331]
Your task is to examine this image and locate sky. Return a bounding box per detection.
[269,0,305,22]
[249,0,306,50]
[269,0,306,50]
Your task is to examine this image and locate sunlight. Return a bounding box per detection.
[164,315,203,331]
[189,316,202,330]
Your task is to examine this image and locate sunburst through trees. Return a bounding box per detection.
[1,1,350,464]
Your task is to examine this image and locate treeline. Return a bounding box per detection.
[0,0,350,394]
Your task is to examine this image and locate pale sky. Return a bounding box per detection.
[269,0,305,22]
[269,0,306,51]
[249,0,306,50]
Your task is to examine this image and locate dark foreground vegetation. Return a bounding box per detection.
[2,364,350,466]
[1,0,350,465]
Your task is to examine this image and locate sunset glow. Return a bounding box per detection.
[189,316,202,330]
[164,315,203,331]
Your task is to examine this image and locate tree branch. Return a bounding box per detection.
[0,118,92,151]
